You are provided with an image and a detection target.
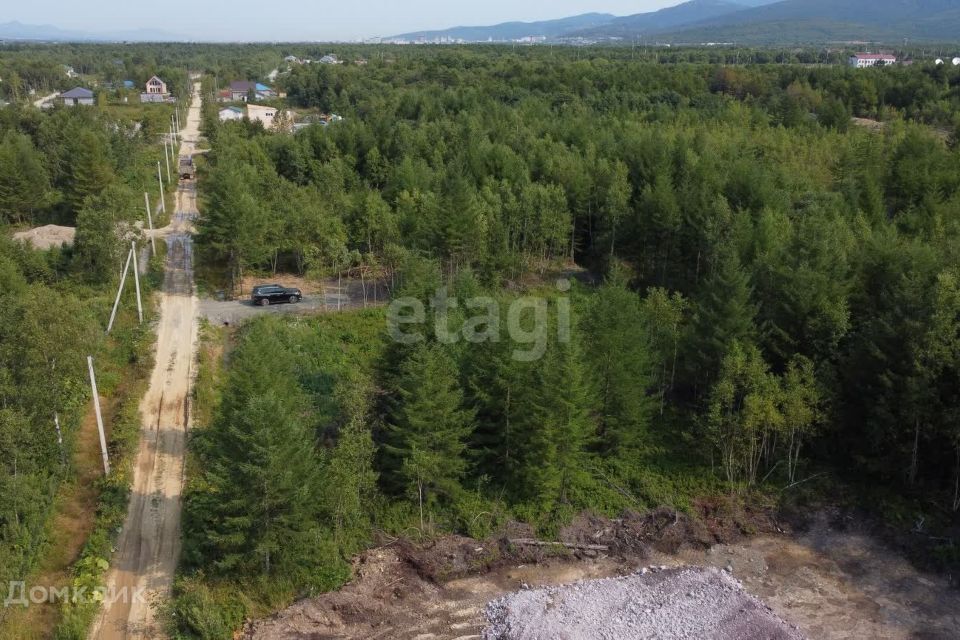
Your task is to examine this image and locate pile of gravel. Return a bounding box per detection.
[12,224,75,250]
[483,565,806,640]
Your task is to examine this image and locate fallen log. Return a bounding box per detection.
[508,538,609,552]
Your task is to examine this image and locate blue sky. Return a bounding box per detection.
[5,0,679,41]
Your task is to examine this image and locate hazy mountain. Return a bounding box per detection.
[388,0,958,45]
[570,0,753,39]
[653,0,960,43]
[389,13,616,42]
[0,20,185,42]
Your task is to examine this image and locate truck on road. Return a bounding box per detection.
[179,156,195,180]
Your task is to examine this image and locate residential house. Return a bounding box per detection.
[218,106,245,122]
[59,87,94,106]
[849,53,896,68]
[145,75,167,95]
[246,104,293,131]
[140,75,170,103]
[319,54,340,65]
[229,81,276,102]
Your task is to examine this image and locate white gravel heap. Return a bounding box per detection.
[483,565,806,640]
[12,224,75,250]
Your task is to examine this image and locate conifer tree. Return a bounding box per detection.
[383,344,474,519]
[581,267,655,459]
[686,244,757,394]
[204,391,321,576]
[519,334,595,512]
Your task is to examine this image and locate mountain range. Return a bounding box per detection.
[390,0,960,44]
[0,20,184,42]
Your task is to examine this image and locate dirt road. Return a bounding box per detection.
[88,84,202,640]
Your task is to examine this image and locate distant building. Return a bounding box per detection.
[218,106,244,122]
[246,104,293,131]
[141,75,171,103]
[319,54,340,65]
[59,87,94,106]
[145,75,167,95]
[228,81,276,102]
[849,53,896,68]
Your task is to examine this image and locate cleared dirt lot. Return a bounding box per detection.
[244,510,960,640]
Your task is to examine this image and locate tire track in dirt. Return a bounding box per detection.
[88,84,203,640]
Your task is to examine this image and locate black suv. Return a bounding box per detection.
[251,284,303,306]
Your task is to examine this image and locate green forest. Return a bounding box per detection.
[3,42,960,640]
[175,47,960,638]
[0,80,175,638]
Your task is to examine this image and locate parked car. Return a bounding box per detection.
[251,284,302,306]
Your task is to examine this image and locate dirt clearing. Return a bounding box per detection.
[244,509,960,640]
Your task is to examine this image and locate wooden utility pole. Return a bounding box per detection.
[144,192,157,255]
[107,247,133,334]
[87,356,110,476]
[157,162,166,214]
[163,138,173,184]
[132,241,143,324]
[53,413,64,463]
[163,136,172,184]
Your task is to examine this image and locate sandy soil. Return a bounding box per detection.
[12,224,75,250]
[87,84,202,640]
[244,511,960,640]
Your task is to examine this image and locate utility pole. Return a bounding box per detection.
[157,162,166,214]
[144,192,157,256]
[163,135,172,184]
[87,356,110,476]
[132,241,143,324]
[107,247,133,334]
[53,413,64,463]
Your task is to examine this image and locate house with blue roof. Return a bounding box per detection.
[228,81,277,102]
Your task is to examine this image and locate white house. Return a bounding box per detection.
[849,53,896,68]
[218,106,245,122]
[246,104,294,131]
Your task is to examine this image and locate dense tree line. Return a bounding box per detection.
[175,45,960,639]
[0,99,164,617]
[195,49,960,507]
